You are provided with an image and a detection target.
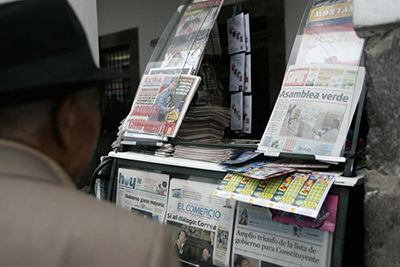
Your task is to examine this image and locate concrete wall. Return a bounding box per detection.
[0,0,99,64]
[97,0,309,73]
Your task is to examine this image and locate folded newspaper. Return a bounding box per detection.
[258,64,365,162]
[215,171,337,218]
[232,202,333,267]
[166,178,235,266]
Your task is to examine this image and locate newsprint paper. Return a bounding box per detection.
[232,202,332,267]
[166,179,236,266]
[116,168,169,223]
[258,63,365,162]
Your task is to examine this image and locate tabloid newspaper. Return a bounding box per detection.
[231,92,243,131]
[258,63,365,161]
[230,52,245,92]
[306,1,353,27]
[166,179,236,266]
[122,74,201,138]
[244,13,251,53]
[161,0,223,74]
[232,202,332,267]
[116,168,169,223]
[227,12,245,55]
[215,171,337,218]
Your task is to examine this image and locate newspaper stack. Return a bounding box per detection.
[173,145,247,163]
[175,106,231,142]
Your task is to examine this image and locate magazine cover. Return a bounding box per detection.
[116,168,169,223]
[242,95,252,134]
[227,13,245,55]
[258,64,365,161]
[230,52,245,92]
[232,202,332,267]
[215,171,337,218]
[244,54,251,93]
[161,0,224,73]
[231,92,243,131]
[166,179,236,266]
[123,74,201,138]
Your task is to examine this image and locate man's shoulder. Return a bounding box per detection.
[0,178,178,267]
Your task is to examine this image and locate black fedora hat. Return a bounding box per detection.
[0,0,127,102]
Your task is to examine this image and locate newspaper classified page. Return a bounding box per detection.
[166,179,236,266]
[258,63,364,160]
[232,202,332,267]
[116,168,169,223]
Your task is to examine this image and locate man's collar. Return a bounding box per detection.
[0,139,76,189]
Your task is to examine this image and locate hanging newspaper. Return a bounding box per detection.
[116,168,169,223]
[166,179,236,266]
[230,52,245,91]
[242,95,252,134]
[244,54,251,93]
[122,74,201,138]
[227,12,245,55]
[161,0,224,74]
[215,171,337,218]
[258,63,365,162]
[232,202,332,267]
[244,13,251,53]
[231,92,243,131]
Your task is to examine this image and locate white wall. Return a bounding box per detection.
[0,0,99,64]
[97,0,182,75]
[284,0,309,63]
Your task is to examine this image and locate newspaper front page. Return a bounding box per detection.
[232,202,332,267]
[215,172,337,218]
[122,74,201,137]
[166,179,236,266]
[258,63,365,161]
[116,168,169,223]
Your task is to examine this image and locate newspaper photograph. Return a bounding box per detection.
[161,0,223,73]
[123,74,201,138]
[258,63,364,160]
[227,12,245,55]
[166,179,236,266]
[230,52,245,92]
[116,168,169,223]
[231,92,243,131]
[215,171,337,218]
[232,202,332,267]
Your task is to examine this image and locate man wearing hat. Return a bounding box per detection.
[0,0,179,266]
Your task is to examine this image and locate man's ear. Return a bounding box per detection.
[54,94,79,149]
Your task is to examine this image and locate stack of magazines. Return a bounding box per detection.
[175,106,230,142]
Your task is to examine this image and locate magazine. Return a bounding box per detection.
[230,52,245,92]
[215,171,337,218]
[231,92,243,131]
[122,74,201,138]
[166,179,236,266]
[227,13,245,55]
[242,95,252,134]
[257,63,365,161]
[232,202,332,267]
[244,54,251,93]
[116,168,169,223]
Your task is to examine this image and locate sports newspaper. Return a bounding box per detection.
[232,202,332,267]
[116,168,169,223]
[166,179,236,266]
